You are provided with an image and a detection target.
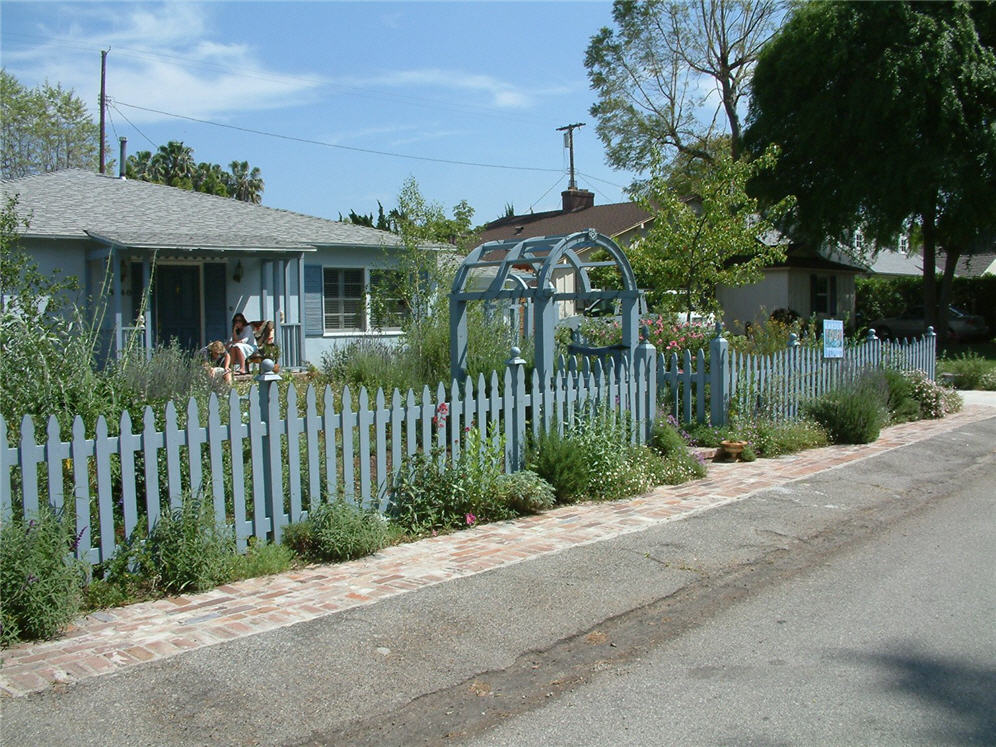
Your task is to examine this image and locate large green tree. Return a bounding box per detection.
[745,1,996,338]
[584,0,783,174]
[1,70,102,178]
[628,146,793,317]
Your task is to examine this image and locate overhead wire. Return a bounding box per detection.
[113,101,565,173]
[528,174,568,213]
[108,102,158,148]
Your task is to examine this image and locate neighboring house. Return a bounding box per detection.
[1,169,416,368]
[482,189,863,328]
[479,189,652,318]
[862,248,934,278]
[717,244,865,331]
[936,251,996,278]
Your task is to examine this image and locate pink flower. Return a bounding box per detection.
[465,513,477,526]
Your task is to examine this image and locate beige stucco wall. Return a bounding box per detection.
[718,269,790,332]
[720,268,858,332]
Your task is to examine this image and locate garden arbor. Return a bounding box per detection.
[450,230,642,383]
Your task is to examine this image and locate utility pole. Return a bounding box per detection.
[556,122,585,190]
[99,49,108,174]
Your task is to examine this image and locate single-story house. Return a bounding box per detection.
[1,169,423,368]
[481,189,863,329]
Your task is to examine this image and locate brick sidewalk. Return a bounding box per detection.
[2,406,993,698]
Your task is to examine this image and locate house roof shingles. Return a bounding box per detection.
[478,202,652,244]
[936,251,996,278]
[1,169,402,251]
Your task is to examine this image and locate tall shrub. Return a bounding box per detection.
[1,507,85,646]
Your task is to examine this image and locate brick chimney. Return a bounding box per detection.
[562,188,594,213]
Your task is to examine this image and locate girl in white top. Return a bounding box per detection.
[228,312,258,374]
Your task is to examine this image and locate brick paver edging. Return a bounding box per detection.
[2,405,993,698]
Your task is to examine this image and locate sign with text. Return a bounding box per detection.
[823,318,845,358]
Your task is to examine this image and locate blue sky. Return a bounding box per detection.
[1,1,640,225]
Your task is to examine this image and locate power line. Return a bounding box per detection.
[108,103,158,148]
[113,101,565,173]
[528,174,569,213]
[577,170,630,191]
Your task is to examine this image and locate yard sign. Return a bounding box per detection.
[823,318,844,358]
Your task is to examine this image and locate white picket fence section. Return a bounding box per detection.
[0,328,936,571]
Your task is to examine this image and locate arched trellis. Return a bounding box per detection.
[449,230,642,383]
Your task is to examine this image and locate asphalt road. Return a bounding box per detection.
[2,414,994,746]
[469,432,996,745]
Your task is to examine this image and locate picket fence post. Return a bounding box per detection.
[505,346,527,471]
[710,323,729,427]
[255,359,284,542]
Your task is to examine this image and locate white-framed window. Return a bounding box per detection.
[810,274,837,315]
[323,268,364,331]
[898,234,909,253]
[315,267,409,333]
[853,229,864,252]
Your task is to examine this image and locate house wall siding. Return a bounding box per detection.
[719,269,790,332]
[17,237,89,311]
[300,245,406,367]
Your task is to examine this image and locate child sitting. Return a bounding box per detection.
[200,340,232,384]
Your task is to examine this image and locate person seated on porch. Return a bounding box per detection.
[199,340,232,385]
[228,312,258,374]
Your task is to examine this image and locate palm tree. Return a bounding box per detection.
[149,141,195,189]
[226,160,264,204]
[193,162,229,196]
[125,150,154,181]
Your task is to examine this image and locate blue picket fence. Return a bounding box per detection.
[0,327,935,570]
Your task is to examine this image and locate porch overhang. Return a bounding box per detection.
[84,232,311,369]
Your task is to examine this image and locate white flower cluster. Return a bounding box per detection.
[905,369,962,419]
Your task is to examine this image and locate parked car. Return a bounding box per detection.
[867,305,989,341]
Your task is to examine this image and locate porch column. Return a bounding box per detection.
[112,247,123,358]
[296,254,306,368]
[260,260,270,321]
[142,257,152,359]
[273,259,283,334]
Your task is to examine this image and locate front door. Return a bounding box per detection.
[156,265,201,349]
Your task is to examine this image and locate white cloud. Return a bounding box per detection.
[344,68,538,110]
[4,3,323,123]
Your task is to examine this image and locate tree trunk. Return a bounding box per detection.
[938,246,960,344]
[921,203,939,337]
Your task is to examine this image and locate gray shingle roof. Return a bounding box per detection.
[1,169,402,251]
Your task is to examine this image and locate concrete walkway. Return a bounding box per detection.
[2,397,994,699]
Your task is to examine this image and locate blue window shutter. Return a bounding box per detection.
[304,265,324,335]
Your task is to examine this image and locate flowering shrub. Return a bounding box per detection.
[905,369,962,419]
[577,315,713,354]
[388,424,555,535]
[728,314,817,355]
[528,409,702,502]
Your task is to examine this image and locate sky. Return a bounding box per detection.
[1,0,641,226]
